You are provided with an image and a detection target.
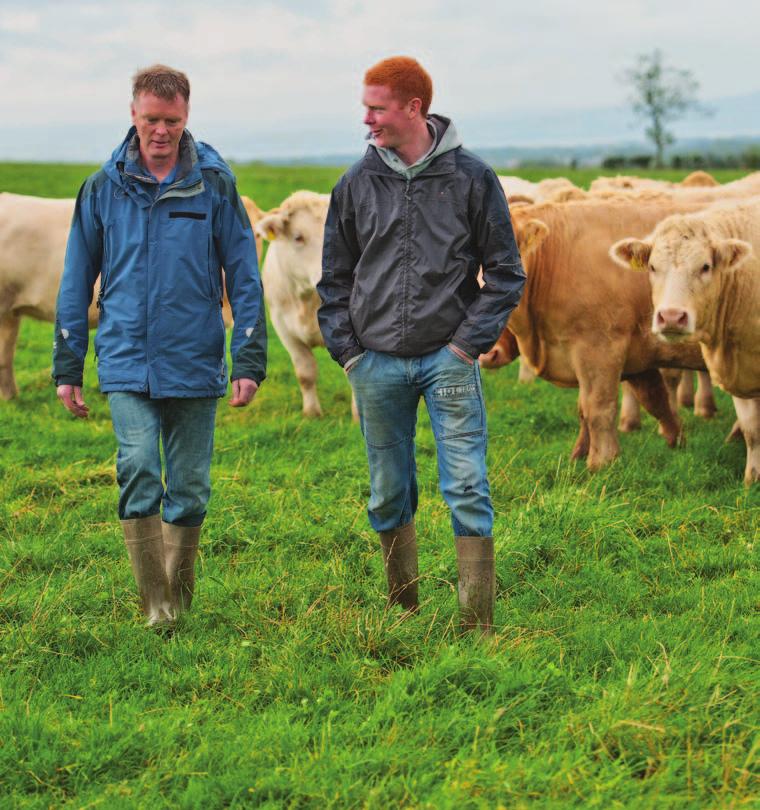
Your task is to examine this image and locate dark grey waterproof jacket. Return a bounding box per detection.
[317,142,525,367]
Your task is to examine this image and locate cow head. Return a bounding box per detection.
[610,223,753,341]
[256,191,330,288]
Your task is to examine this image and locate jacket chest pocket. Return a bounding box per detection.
[165,210,218,301]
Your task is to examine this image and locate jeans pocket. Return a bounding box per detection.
[446,344,475,366]
[346,350,369,376]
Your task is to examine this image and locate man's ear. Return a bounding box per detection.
[609,238,652,271]
[407,97,423,118]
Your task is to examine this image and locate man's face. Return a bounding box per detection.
[130,91,188,163]
[362,84,414,150]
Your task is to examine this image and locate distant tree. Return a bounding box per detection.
[623,50,709,168]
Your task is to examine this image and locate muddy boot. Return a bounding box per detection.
[378,522,419,611]
[122,515,174,626]
[455,535,495,635]
[162,522,201,614]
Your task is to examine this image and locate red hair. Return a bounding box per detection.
[364,56,433,116]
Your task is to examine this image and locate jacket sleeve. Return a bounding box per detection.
[316,179,363,367]
[450,168,526,358]
[52,179,102,386]
[214,174,267,385]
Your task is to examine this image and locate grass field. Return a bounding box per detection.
[0,163,758,808]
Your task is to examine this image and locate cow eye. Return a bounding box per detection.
[293,233,305,245]
[648,264,656,273]
[701,263,711,273]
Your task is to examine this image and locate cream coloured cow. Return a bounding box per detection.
[611,197,760,484]
[256,190,356,419]
[498,175,581,206]
[478,196,721,470]
[0,193,99,399]
[589,171,719,194]
[0,191,264,400]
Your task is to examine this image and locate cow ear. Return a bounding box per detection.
[713,238,753,271]
[255,210,288,241]
[241,195,265,226]
[548,187,587,203]
[517,219,549,256]
[609,238,652,271]
[507,193,535,207]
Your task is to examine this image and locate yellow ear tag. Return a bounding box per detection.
[631,256,646,272]
[267,229,277,241]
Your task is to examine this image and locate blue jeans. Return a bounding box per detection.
[108,393,218,527]
[348,346,493,537]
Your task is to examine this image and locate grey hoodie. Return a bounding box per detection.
[371,115,463,179]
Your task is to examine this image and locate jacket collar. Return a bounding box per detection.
[361,145,458,178]
[120,128,201,188]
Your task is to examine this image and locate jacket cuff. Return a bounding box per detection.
[338,345,364,368]
[449,336,478,359]
[230,371,266,386]
[53,375,83,387]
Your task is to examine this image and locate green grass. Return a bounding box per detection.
[0,163,758,808]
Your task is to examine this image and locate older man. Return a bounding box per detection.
[54,65,266,626]
[317,56,525,633]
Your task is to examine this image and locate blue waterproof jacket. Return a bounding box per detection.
[53,128,266,397]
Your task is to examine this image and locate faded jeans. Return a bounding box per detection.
[108,393,218,527]
[348,346,493,537]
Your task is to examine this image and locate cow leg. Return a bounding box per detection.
[693,371,717,419]
[517,357,537,384]
[571,396,590,460]
[574,351,622,470]
[0,312,21,400]
[270,314,322,417]
[625,369,683,449]
[731,396,760,485]
[725,420,743,443]
[660,368,681,414]
[676,370,694,408]
[619,382,642,432]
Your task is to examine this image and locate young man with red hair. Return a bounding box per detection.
[318,56,525,634]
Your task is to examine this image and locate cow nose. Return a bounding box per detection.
[656,308,690,331]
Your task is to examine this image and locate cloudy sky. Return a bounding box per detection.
[1,0,758,161]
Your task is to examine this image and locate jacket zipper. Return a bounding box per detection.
[402,178,412,353]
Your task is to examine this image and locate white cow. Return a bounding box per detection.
[611,197,760,484]
[0,193,99,399]
[256,190,357,419]
[498,175,581,206]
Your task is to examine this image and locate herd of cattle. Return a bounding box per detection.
[1,168,758,484]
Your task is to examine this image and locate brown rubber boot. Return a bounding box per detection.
[121,515,174,626]
[455,535,495,635]
[378,522,419,611]
[162,521,201,614]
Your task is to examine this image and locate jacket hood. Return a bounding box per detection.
[103,127,233,188]
[369,114,463,180]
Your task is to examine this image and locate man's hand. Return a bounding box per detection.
[57,385,90,419]
[229,378,259,407]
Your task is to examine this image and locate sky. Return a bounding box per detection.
[1,0,759,161]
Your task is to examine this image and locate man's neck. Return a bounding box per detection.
[140,150,179,182]
[394,121,434,166]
